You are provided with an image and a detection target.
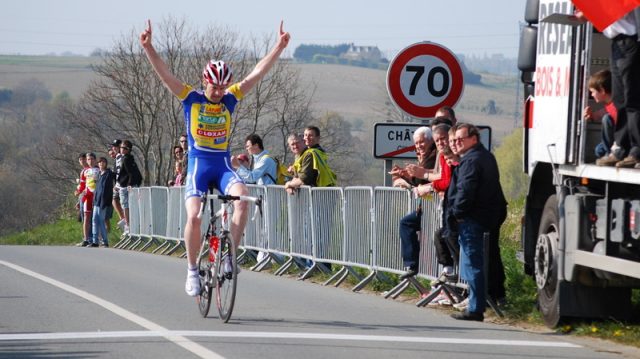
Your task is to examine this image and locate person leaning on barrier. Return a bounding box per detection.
[284,126,336,195]
[109,139,126,231]
[286,132,306,177]
[388,126,437,279]
[231,134,277,185]
[448,123,507,322]
[412,124,457,280]
[117,140,143,234]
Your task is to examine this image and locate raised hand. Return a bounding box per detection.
[140,19,152,48]
[278,20,291,49]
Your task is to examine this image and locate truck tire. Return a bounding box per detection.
[535,194,563,327]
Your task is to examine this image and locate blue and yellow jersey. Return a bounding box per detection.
[177,83,244,157]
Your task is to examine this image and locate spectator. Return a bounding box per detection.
[286,133,306,176]
[448,123,507,322]
[76,153,99,246]
[389,127,437,190]
[89,157,115,248]
[178,134,188,180]
[117,140,143,233]
[583,70,617,159]
[284,126,336,194]
[576,9,640,168]
[231,134,277,185]
[74,153,90,243]
[168,145,185,186]
[387,127,437,279]
[435,106,457,126]
[170,161,184,187]
[413,125,455,279]
[109,139,126,231]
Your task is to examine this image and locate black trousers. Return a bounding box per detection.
[611,34,640,159]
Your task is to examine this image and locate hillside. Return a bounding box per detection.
[0,56,521,143]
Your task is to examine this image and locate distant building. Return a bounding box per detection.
[340,43,383,63]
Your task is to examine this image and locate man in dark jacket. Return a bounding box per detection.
[90,157,115,247]
[116,140,142,233]
[448,123,507,321]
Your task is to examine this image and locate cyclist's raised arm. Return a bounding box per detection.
[140,19,185,97]
[238,20,290,95]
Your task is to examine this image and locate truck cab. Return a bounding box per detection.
[518,0,640,327]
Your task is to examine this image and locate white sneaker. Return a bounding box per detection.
[453,298,469,311]
[256,251,268,263]
[124,224,130,234]
[185,270,200,297]
[427,292,449,307]
[117,219,126,230]
[442,266,454,277]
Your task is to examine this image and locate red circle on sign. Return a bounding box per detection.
[387,42,464,119]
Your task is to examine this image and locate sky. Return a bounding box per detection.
[1,0,526,59]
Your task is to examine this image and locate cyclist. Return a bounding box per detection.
[140,19,290,296]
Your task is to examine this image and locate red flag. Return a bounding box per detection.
[572,0,640,32]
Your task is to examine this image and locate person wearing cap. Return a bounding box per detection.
[116,140,143,234]
[140,19,290,296]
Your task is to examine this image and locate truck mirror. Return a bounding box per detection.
[524,0,540,24]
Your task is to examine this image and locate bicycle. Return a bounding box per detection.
[196,189,262,323]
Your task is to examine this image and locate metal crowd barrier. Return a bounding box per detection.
[120,184,467,301]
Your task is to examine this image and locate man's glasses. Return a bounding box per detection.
[174,151,183,155]
[454,135,470,143]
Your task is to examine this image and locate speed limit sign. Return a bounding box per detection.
[387,42,464,119]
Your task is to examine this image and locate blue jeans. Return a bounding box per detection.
[92,206,109,245]
[595,114,615,158]
[458,218,487,314]
[399,210,421,270]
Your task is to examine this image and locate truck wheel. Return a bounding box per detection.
[535,194,563,327]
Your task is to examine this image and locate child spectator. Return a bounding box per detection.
[584,70,618,161]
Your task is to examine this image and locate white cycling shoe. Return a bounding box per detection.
[185,270,200,297]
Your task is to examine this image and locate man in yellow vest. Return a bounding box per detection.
[284,126,336,194]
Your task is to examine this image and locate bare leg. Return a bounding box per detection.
[113,196,125,221]
[83,210,92,241]
[184,196,203,268]
[228,183,249,248]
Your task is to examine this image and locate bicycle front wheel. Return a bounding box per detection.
[215,234,237,323]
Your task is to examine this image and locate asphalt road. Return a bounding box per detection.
[1,245,637,359]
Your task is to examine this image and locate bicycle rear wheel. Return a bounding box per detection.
[215,234,237,322]
[197,235,213,317]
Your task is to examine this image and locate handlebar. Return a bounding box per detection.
[197,193,263,220]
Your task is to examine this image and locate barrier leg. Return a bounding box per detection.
[352,270,375,292]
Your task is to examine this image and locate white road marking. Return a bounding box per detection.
[0,259,582,352]
[0,260,224,359]
[0,330,581,348]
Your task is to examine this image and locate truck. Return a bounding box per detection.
[517,0,640,327]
